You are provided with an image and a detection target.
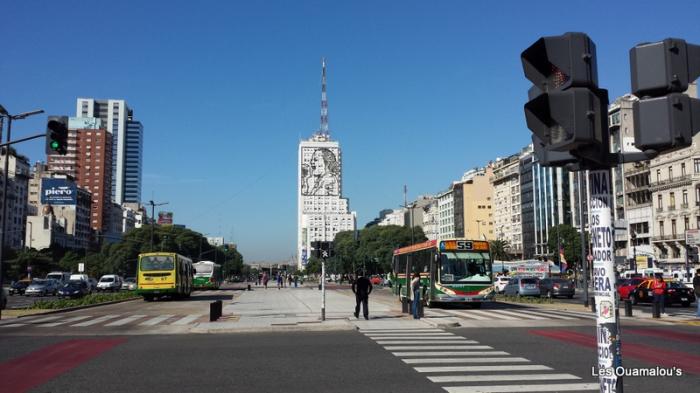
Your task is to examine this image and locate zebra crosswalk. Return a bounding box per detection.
[422,307,595,326]
[359,327,598,393]
[0,313,206,330]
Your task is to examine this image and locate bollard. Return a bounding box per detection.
[401,297,409,313]
[247,284,251,291]
[652,301,660,318]
[318,283,322,290]
[418,300,424,318]
[624,299,633,317]
[210,301,219,322]
[590,298,596,314]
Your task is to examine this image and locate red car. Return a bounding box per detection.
[617,277,644,300]
[370,275,383,285]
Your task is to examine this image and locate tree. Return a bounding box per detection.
[546,224,588,272]
[489,239,511,261]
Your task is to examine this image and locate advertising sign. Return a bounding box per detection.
[68,116,102,130]
[589,169,622,392]
[78,263,85,273]
[685,229,700,246]
[157,211,173,225]
[41,178,77,205]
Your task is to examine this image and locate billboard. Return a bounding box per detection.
[41,178,77,205]
[158,211,173,225]
[69,117,102,130]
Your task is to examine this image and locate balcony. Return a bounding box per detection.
[667,205,676,211]
[625,161,650,177]
[656,207,663,213]
[650,174,692,191]
[652,234,684,242]
[681,203,689,209]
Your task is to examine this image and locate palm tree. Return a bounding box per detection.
[489,239,511,261]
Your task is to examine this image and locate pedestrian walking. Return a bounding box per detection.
[352,272,373,320]
[288,274,293,288]
[294,275,298,288]
[262,272,269,289]
[693,269,700,317]
[651,274,667,315]
[277,273,283,290]
[411,271,421,319]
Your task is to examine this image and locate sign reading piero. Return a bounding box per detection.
[41,178,77,205]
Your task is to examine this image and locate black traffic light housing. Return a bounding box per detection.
[630,38,700,153]
[46,116,69,155]
[522,32,610,166]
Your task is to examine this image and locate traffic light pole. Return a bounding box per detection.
[321,256,326,321]
[588,169,623,393]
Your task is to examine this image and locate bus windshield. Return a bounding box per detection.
[195,264,213,274]
[140,256,174,271]
[439,251,491,283]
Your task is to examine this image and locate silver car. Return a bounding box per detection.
[503,277,541,297]
[25,279,58,297]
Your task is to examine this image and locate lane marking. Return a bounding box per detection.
[26,315,63,324]
[360,329,442,333]
[402,357,529,364]
[443,383,599,392]
[441,310,491,320]
[487,309,547,320]
[428,373,581,383]
[515,309,577,320]
[393,351,509,357]
[377,340,477,345]
[370,336,466,340]
[414,365,552,373]
[105,315,147,326]
[0,323,26,328]
[139,315,174,326]
[170,314,203,325]
[384,345,493,351]
[72,315,120,327]
[39,315,92,327]
[365,332,454,337]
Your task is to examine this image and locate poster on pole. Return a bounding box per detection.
[157,211,173,225]
[589,169,622,392]
[685,229,700,246]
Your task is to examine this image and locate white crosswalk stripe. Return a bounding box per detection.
[39,315,92,327]
[139,314,174,326]
[105,315,147,326]
[72,315,121,326]
[26,315,63,323]
[360,327,596,392]
[423,307,592,322]
[170,314,203,325]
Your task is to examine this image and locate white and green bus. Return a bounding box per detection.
[192,261,223,289]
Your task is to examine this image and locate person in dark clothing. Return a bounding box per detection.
[352,273,373,320]
[693,269,700,317]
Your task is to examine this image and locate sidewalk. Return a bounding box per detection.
[191,285,432,333]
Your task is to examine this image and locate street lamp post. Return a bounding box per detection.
[0,105,44,320]
[147,200,168,251]
[631,231,637,275]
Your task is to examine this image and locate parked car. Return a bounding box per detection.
[493,276,510,294]
[616,277,644,300]
[9,279,31,296]
[503,277,540,297]
[370,275,383,285]
[539,278,575,298]
[69,274,96,292]
[97,275,122,292]
[628,279,696,307]
[121,277,137,291]
[46,272,71,285]
[25,279,58,297]
[58,281,90,299]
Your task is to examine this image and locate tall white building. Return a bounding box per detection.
[492,154,522,257]
[76,98,143,204]
[297,59,356,269]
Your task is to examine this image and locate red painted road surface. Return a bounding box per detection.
[0,338,126,393]
[530,329,700,375]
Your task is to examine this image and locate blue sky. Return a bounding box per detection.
[2,0,700,262]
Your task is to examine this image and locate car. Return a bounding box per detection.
[628,279,696,307]
[503,277,540,297]
[121,277,137,291]
[539,278,575,298]
[58,281,90,299]
[46,272,71,285]
[9,279,31,296]
[97,275,122,292]
[25,279,58,297]
[616,277,644,300]
[370,275,383,285]
[493,276,510,294]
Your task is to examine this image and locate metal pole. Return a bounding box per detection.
[150,202,155,251]
[588,169,623,393]
[633,235,637,275]
[578,172,589,308]
[0,117,11,320]
[321,257,326,321]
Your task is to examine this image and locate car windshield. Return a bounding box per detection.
[194,264,213,274]
[125,278,136,283]
[140,256,174,271]
[64,282,80,288]
[31,279,45,285]
[47,274,63,280]
[439,251,491,283]
[100,277,114,282]
[552,279,570,284]
[521,278,538,284]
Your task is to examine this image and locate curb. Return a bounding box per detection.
[14,297,141,318]
[422,318,460,328]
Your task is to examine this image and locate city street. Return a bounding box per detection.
[1,284,698,392]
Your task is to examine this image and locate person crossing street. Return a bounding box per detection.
[352,272,373,320]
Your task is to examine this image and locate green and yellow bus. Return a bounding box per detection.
[392,239,494,308]
[192,261,223,289]
[136,252,193,301]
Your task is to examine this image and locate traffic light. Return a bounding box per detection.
[46,116,69,155]
[688,246,698,264]
[522,32,609,166]
[630,38,700,153]
[531,135,578,167]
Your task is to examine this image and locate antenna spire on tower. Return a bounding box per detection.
[319,57,329,137]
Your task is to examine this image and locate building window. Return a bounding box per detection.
[669,166,673,180]
[658,194,663,209]
[685,216,690,231]
[682,163,686,176]
[683,190,688,206]
[656,169,661,183]
[695,159,700,173]
[670,192,675,208]
[659,221,664,236]
[672,219,677,236]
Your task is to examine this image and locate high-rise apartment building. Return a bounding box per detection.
[76,98,143,204]
[492,154,523,256]
[455,166,494,240]
[0,153,30,249]
[297,59,356,268]
[76,128,113,234]
[437,186,456,239]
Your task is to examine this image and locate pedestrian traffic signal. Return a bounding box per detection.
[522,32,609,165]
[630,38,700,153]
[46,116,69,155]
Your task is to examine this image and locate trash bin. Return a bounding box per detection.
[401,296,409,313]
[624,299,633,317]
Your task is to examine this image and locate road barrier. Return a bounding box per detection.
[210,300,222,321]
[624,300,633,317]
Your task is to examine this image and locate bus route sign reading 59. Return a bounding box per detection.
[440,240,489,252]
